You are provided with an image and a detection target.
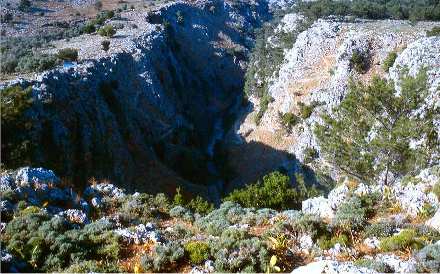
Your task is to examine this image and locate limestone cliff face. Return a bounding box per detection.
[234,17,440,185]
[2,0,270,197]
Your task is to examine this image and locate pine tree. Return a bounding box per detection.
[315,70,439,184]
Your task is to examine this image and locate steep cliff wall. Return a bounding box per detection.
[233,17,440,187]
[1,0,271,198]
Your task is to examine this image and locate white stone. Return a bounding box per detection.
[302,196,334,219]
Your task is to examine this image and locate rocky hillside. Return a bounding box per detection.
[235,15,440,187]
[2,0,271,200]
[1,0,440,273]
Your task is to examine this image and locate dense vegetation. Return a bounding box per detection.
[296,0,440,21]
[315,71,439,184]
[1,85,34,169]
[224,171,320,210]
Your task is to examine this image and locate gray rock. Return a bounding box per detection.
[375,254,417,273]
[327,184,349,210]
[15,167,60,188]
[291,260,377,274]
[0,174,16,192]
[115,223,161,244]
[91,197,103,208]
[363,237,380,249]
[58,209,89,224]
[426,209,440,231]
[302,196,334,219]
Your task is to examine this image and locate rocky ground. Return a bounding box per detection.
[1,0,440,273]
[1,166,439,272]
[233,15,440,188]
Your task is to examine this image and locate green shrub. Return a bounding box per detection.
[278,112,299,133]
[379,229,425,252]
[1,85,35,169]
[415,244,440,272]
[363,221,396,239]
[98,25,116,37]
[432,182,440,200]
[315,71,437,184]
[350,51,369,73]
[382,51,397,72]
[94,0,103,10]
[224,171,320,210]
[187,196,214,215]
[318,233,350,249]
[354,258,392,273]
[418,203,436,219]
[16,54,58,72]
[4,215,121,272]
[101,40,110,51]
[289,213,329,241]
[303,147,319,164]
[143,242,185,272]
[173,187,185,206]
[82,22,96,34]
[296,0,440,21]
[184,241,210,264]
[426,26,440,37]
[0,12,13,23]
[255,94,274,125]
[18,0,31,12]
[57,48,78,61]
[298,101,318,119]
[169,206,194,222]
[333,196,367,233]
[224,172,294,210]
[208,228,269,272]
[64,260,120,272]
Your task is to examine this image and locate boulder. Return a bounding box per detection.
[58,209,89,224]
[302,196,334,219]
[291,260,377,274]
[426,209,440,231]
[15,167,60,188]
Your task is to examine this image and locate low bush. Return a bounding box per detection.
[432,182,440,200]
[57,48,78,61]
[426,26,440,37]
[333,196,368,234]
[82,23,96,34]
[363,221,396,239]
[298,101,318,119]
[415,243,440,272]
[169,206,194,222]
[354,258,392,273]
[382,51,397,72]
[184,241,210,264]
[141,242,185,272]
[350,51,369,73]
[278,112,300,133]
[224,172,296,210]
[98,25,116,37]
[4,212,121,272]
[303,147,319,164]
[255,94,274,125]
[187,196,214,215]
[101,40,110,51]
[379,229,425,252]
[208,228,269,272]
[317,233,350,249]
